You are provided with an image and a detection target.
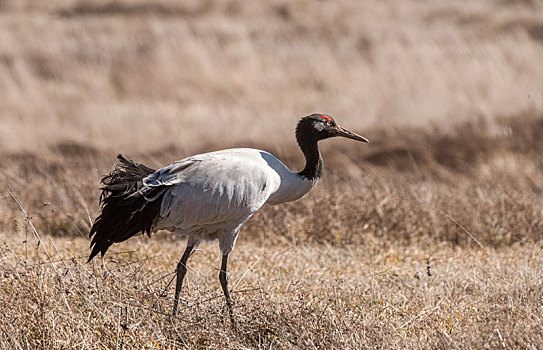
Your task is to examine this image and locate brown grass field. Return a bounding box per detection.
[1,0,543,348]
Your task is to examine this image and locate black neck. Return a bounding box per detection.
[296,136,323,181]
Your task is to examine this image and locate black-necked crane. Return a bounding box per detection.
[88,114,368,322]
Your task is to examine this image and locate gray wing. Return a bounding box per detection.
[143,159,199,188]
[144,152,276,231]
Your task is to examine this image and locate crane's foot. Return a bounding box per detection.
[225,297,236,328]
[219,254,236,328]
[171,245,194,316]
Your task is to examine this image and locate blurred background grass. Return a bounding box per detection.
[1,0,541,247]
[1,0,543,154]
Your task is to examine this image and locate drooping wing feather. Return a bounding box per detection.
[88,154,163,261]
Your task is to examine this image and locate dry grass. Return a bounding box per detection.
[1,0,543,348]
[2,229,543,348]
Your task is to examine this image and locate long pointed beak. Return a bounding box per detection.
[336,126,369,143]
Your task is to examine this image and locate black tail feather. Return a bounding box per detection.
[88,154,165,262]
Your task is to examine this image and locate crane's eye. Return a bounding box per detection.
[325,120,333,126]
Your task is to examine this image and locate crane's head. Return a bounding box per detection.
[296,114,369,144]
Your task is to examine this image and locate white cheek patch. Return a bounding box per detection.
[314,123,325,132]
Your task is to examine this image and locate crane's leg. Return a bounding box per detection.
[219,254,235,325]
[172,245,194,315]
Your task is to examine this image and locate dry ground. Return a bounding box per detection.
[1,231,543,349]
[1,0,543,349]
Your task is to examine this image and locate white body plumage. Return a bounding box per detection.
[145,148,316,254]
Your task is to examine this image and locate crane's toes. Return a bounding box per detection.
[223,298,236,328]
